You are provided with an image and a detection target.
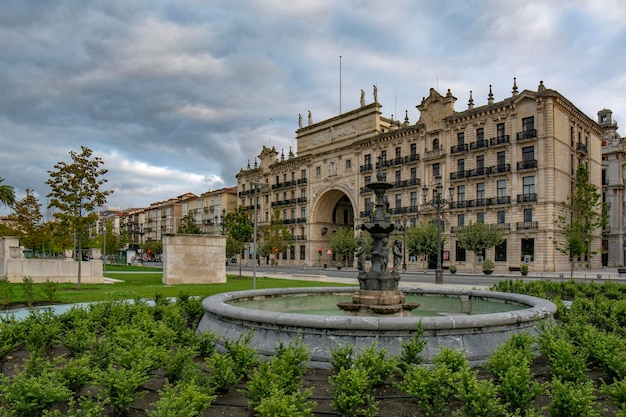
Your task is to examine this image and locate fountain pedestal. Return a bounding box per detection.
[338,289,419,317]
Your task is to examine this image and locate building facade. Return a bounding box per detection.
[237,80,605,272]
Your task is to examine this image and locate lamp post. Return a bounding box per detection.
[251,181,268,290]
[422,177,454,285]
[402,214,408,272]
[102,224,106,273]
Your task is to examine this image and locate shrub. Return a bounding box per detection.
[22,276,35,306]
[41,278,59,303]
[164,346,198,384]
[23,310,63,356]
[206,352,240,393]
[602,378,626,412]
[396,362,455,417]
[482,259,494,272]
[521,264,529,274]
[330,343,354,373]
[194,331,217,357]
[148,381,215,417]
[434,347,469,374]
[548,378,601,417]
[449,264,457,273]
[42,396,105,417]
[255,386,316,417]
[353,341,397,386]
[56,356,94,393]
[0,276,13,308]
[330,367,378,417]
[95,364,150,415]
[222,330,258,379]
[453,368,506,417]
[398,323,427,373]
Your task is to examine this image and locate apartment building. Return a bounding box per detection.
[180,187,238,235]
[237,80,604,272]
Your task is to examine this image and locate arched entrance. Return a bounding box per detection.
[310,189,356,267]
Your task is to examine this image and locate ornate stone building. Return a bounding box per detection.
[237,80,605,272]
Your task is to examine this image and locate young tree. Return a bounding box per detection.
[0,177,15,207]
[405,222,442,271]
[330,228,359,266]
[455,221,503,272]
[10,189,44,256]
[178,213,202,234]
[222,206,253,276]
[259,210,293,267]
[554,164,607,279]
[142,240,163,260]
[46,147,112,289]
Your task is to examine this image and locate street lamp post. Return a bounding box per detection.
[102,224,106,273]
[422,177,454,285]
[402,214,407,272]
[251,181,268,290]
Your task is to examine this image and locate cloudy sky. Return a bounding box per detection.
[2,0,626,216]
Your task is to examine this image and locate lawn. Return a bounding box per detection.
[1,264,353,306]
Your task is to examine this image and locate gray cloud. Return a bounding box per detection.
[1,0,625,215]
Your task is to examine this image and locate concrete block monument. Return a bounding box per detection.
[162,234,226,285]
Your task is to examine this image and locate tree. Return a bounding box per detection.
[259,210,293,266]
[330,228,359,266]
[455,221,504,272]
[9,189,44,256]
[46,147,112,289]
[405,222,441,271]
[142,240,163,260]
[0,177,15,207]
[222,206,253,277]
[178,213,202,234]
[97,221,129,264]
[554,164,607,279]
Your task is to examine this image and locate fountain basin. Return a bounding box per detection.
[197,287,556,366]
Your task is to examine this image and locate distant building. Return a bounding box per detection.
[237,80,605,272]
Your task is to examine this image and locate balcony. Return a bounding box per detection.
[450,225,463,233]
[516,221,538,230]
[516,129,537,141]
[474,198,487,207]
[469,139,489,151]
[423,148,446,161]
[271,199,297,207]
[450,170,467,181]
[360,163,374,172]
[465,167,487,178]
[488,196,511,205]
[360,186,373,194]
[450,143,469,154]
[297,177,308,184]
[517,159,537,170]
[360,210,374,218]
[487,164,511,175]
[576,142,588,155]
[392,178,421,188]
[407,154,420,162]
[272,180,296,190]
[297,197,307,203]
[517,193,537,203]
[294,235,307,241]
[451,200,474,209]
[495,223,511,231]
[490,135,510,147]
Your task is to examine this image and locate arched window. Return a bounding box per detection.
[433,138,440,150]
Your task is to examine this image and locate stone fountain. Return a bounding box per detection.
[337,156,418,316]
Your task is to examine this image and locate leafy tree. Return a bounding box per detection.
[330,228,358,266]
[222,206,253,276]
[455,221,503,272]
[405,222,442,271]
[142,240,163,260]
[554,164,607,279]
[259,210,293,266]
[97,221,129,264]
[178,213,202,234]
[46,146,112,289]
[0,177,15,207]
[10,189,44,256]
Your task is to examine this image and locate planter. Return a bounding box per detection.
[521,271,528,276]
[483,270,493,275]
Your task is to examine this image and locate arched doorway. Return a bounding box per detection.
[310,189,356,267]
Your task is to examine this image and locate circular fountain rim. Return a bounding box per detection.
[201,286,556,331]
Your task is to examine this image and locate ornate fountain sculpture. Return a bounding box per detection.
[338,155,419,316]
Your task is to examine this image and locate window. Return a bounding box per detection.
[365,154,371,166]
[523,176,535,195]
[395,170,401,183]
[522,146,535,161]
[316,166,321,175]
[365,198,372,212]
[276,175,280,184]
[477,155,485,170]
[291,172,295,181]
[301,169,307,179]
[283,173,287,182]
[495,239,507,262]
[458,158,465,173]
[301,207,306,219]
[265,195,269,203]
[521,238,534,262]
[433,163,440,178]
[301,188,306,198]
[458,214,465,226]
[497,180,506,198]
[476,127,484,142]
[477,212,484,223]
[497,123,505,138]
[497,151,506,167]
[524,208,533,222]
[411,192,417,207]
[457,132,465,146]
[456,241,466,262]
[395,147,401,159]
[395,193,402,208]
[457,185,465,202]
[410,143,417,157]
[433,138,440,150]
[291,208,295,219]
[497,210,505,224]
[346,159,352,169]
[477,183,485,200]
[410,167,417,180]
[365,176,371,185]
[522,116,534,132]
[300,245,306,260]
[381,150,387,161]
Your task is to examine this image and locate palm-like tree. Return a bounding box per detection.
[0,177,16,207]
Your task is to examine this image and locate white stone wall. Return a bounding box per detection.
[162,234,226,285]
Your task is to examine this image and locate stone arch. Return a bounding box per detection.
[311,187,357,225]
